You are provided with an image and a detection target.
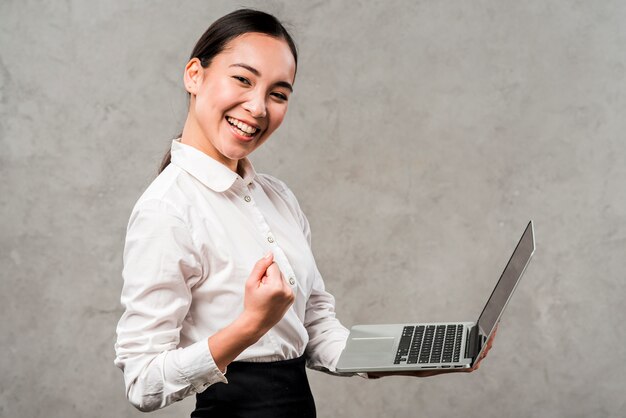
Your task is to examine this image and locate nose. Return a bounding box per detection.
[242,91,267,119]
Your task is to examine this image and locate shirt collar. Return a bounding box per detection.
[170,138,258,192]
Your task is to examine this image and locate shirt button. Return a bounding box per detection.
[288,277,296,285]
[244,195,251,202]
[267,236,274,243]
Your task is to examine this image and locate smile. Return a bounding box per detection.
[226,116,259,137]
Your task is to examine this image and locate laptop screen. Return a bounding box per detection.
[477,222,535,342]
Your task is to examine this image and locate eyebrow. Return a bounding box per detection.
[229,63,293,92]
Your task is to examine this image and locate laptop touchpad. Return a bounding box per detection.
[351,337,395,353]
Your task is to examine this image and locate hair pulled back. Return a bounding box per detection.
[158,9,298,173]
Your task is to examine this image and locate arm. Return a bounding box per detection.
[114,200,222,411]
[114,200,293,411]
[264,176,355,374]
[303,268,351,374]
[275,180,497,379]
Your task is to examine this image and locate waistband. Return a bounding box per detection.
[226,355,306,372]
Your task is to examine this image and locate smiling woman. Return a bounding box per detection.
[114,9,338,418]
[113,8,488,418]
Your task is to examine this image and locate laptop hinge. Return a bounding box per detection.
[465,325,481,360]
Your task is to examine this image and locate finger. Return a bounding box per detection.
[265,264,294,298]
[266,262,281,281]
[249,252,274,282]
[490,325,499,340]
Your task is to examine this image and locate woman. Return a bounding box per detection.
[114,9,491,418]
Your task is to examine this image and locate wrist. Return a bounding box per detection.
[233,311,266,344]
[207,313,266,373]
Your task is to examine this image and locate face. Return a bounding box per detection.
[182,32,296,171]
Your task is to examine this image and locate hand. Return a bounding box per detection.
[242,252,295,335]
[368,325,498,379]
[207,252,295,372]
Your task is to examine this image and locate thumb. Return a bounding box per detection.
[248,252,274,282]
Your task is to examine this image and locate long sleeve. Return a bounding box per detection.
[279,185,351,373]
[300,214,368,378]
[303,266,351,373]
[114,199,226,412]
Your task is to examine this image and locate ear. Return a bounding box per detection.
[183,58,203,95]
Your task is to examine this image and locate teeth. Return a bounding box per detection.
[227,117,258,135]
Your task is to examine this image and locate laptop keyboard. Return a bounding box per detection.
[394,325,463,364]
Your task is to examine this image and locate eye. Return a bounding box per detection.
[232,76,251,85]
[271,92,289,101]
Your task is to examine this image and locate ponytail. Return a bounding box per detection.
[157,133,182,175]
[158,148,172,174]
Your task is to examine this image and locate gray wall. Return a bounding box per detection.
[1,1,625,417]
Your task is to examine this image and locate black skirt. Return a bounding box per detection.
[191,356,316,418]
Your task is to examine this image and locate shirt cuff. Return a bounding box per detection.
[169,338,228,393]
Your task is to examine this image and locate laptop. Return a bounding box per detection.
[335,221,535,373]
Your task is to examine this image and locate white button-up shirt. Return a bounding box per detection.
[114,139,349,411]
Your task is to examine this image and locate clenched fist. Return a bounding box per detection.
[242,252,295,334]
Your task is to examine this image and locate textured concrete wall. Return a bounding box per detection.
[2,1,625,417]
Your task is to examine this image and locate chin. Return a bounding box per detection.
[221,146,255,162]
[227,137,266,158]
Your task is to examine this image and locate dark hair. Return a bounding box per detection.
[158,9,298,174]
